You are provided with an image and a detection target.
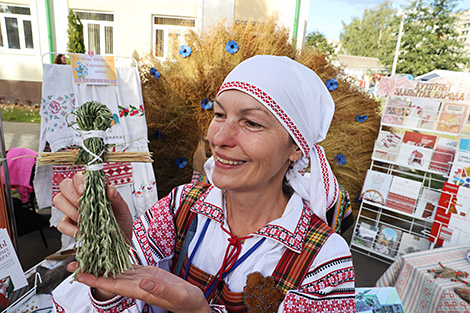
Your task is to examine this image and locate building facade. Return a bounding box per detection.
[455,8,470,71]
[0,0,309,104]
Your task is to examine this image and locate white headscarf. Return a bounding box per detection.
[204,55,339,222]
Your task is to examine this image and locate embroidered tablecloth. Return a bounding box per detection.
[376,244,470,313]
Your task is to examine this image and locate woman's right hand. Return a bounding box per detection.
[53,172,133,242]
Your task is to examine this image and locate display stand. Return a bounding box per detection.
[350,75,470,263]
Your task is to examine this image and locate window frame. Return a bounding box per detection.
[151,15,195,59]
[74,10,114,56]
[0,4,38,54]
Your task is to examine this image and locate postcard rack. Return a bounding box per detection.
[350,76,470,263]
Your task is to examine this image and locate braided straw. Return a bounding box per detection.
[73,101,134,278]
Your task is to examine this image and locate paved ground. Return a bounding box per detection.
[1,121,41,151]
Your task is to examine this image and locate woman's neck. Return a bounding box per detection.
[224,188,289,238]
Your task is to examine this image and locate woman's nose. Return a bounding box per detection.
[211,121,238,147]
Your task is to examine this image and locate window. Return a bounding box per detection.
[152,16,195,59]
[75,11,114,55]
[462,30,469,35]
[0,4,34,51]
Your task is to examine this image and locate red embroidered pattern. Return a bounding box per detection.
[148,195,176,258]
[134,216,154,264]
[52,295,65,313]
[91,295,135,313]
[51,163,133,202]
[313,144,338,208]
[255,202,311,252]
[219,81,310,156]
[283,293,355,312]
[307,267,356,292]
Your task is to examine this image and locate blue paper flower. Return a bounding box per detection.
[326,78,338,91]
[152,129,162,139]
[176,157,188,168]
[150,67,161,79]
[179,45,192,58]
[200,98,214,110]
[355,114,368,123]
[334,153,346,166]
[225,40,239,54]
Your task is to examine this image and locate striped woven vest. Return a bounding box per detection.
[171,183,333,312]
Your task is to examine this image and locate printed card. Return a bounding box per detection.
[0,228,28,311]
[360,170,393,205]
[448,138,470,187]
[414,188,441,220]
[412,99,441,130]
[396,143,434,171]
[382,99,411,126]
[353,222,378,249]
[373,225,403,258]
[429,182,458,245]
[372,130,403,163]
[385,176,422,214]
[397,233,430,256]
[429,137,458,174]
[435,102,468,134]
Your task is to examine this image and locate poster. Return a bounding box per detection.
[70,53,117,85]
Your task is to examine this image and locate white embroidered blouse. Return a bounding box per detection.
[53,184,355,312]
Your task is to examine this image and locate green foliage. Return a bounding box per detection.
[66,9,85,53]
[305,30,336,55]
[388,0,469,76]
[340,0,397,59]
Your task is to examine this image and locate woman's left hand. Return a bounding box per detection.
[68,262,211,313]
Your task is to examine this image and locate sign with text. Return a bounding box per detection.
[378,75,470,103]
[70,53,117,85]
[0,228,27,310]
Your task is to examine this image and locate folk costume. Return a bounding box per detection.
[53,56,355,312]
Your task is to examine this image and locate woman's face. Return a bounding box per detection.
[207,90,301,194]
[61,55,66,64]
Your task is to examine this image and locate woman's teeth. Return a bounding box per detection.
[217,156,245,165]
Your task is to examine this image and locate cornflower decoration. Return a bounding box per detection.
[325,78,338,91]
[72,101,135,278]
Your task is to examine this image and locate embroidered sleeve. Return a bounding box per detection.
[279,234,356,312]
[210,304,228,313]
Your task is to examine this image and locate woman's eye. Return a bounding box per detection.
[246,120,262,128]
[214,112,225,118]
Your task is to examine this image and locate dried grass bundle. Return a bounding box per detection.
[140,20,380,213]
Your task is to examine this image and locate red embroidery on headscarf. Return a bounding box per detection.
[218,81,310,156]
[313,144,338,209]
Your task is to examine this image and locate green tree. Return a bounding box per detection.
[67,9,85,53]
[305,30,336,55]
[390,0,469,76]
[340,0,397,59]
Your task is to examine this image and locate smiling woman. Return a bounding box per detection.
[52,55,355,313]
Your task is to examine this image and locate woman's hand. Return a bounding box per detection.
[68,262,211,313]
[53,172,133,242]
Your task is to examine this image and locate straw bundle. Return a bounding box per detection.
[140,20,381,212]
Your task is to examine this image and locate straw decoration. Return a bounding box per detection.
[72,100,134,278]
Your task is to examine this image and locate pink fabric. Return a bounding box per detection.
[1,148,38,203]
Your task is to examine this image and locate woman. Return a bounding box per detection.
[52,55,355,312]
[54,54,67,64]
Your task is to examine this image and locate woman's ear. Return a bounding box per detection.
[289,145,302,163]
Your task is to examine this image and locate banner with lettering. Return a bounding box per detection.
[378,75,470,103]
[70,53,117,85]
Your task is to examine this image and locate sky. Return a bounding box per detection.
[307,0,470,40]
